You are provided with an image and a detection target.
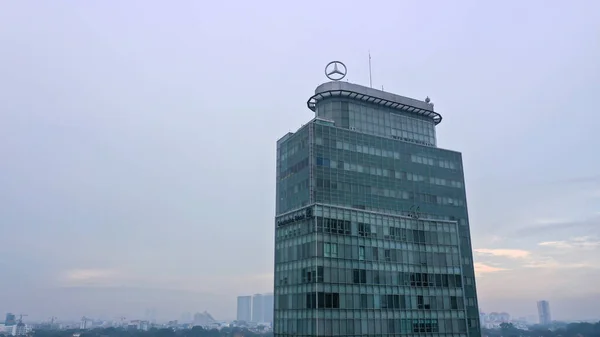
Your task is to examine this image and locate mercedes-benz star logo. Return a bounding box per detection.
[325,61,347,81]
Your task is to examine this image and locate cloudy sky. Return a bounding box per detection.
[1,0,599,322]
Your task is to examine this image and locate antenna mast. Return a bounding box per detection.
[368,51,373,88]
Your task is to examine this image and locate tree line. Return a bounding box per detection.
[3,326,272,337]
[3,322,600,337]
[484,322,600,337]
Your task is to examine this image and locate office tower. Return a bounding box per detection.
[193,312,215,326]
[252,293,264,322]
[144,308,157,323]
[537,300,551,325]
[262,293,274,324]
[274,64,481,337]
[15,321,26,336]
[237,295,252,322]
[4,313,16,326]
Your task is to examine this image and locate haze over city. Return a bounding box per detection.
[1,0,599,323]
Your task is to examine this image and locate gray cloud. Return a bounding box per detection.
[513,215,600,238]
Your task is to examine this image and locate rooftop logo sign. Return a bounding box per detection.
[325,61,347,81]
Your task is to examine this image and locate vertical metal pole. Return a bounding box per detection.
[369,51,373,88]
[308,122,318,336]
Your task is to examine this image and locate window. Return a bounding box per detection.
[360,294,369,309]
[327,292,340,308]
[389,227,407,241]
[413,319,438,333]
[417,296,431,310]
[353,269,367,284]
[318,218,351,235]
[409,273,435,287]
[315,157,330,167]
[311,292,339,309]
[455,275,463,287]
[450,296,463,310]
[412,230,426,243]
[306,293,316,309]
[399,272,409,286]
[302,266,324,283]
[358,223,371,237]
[324,243,338,258]
[358,246,365,260]
[380,295,403,309]
[388,319,396,333]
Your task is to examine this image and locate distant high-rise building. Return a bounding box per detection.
[5,313,16,326]
[262,293,274,324]
[192,311,215,327]
[237,295,252,322]
[537,300,551,325]
[252,293,264,322]
[15,322,26,336]
[273,64,482,337]
[80,318,92,330]
[144,308,157,323]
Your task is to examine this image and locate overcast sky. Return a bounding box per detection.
[1,0,599,323]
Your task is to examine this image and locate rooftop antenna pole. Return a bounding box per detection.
[368,51,373,88]
[369,50,373,88]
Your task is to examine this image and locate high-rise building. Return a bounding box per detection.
[252,293,264,322]
[537,300,551,325]
[15,322,26,336]
[5,313,16,326]
[144,308,157,323]
[237,295,252,322]
[192,311,215,326]
[273,63,481,337]
[262,293,274,324]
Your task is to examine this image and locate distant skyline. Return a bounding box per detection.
[1,0,599,322]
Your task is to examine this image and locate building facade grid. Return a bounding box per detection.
[274,83,481,337]
[237,296,252,322]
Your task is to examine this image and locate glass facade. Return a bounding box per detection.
[317,99,437,147]
[274,84,481,337]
